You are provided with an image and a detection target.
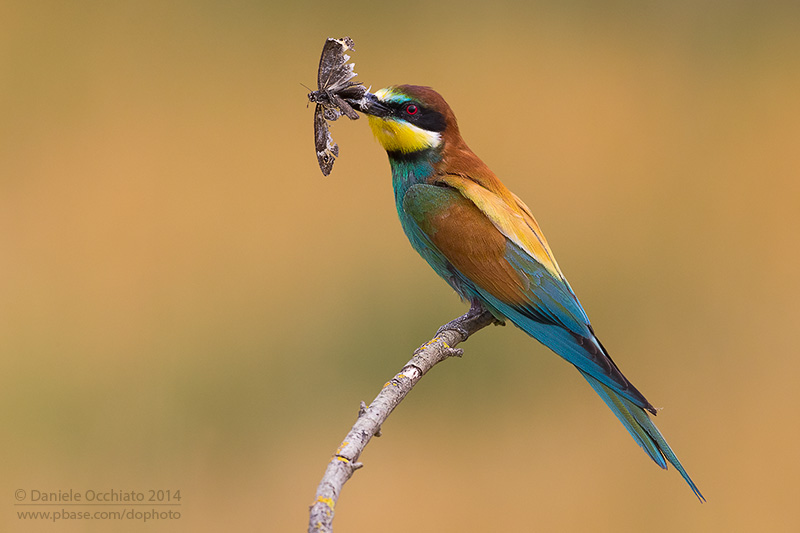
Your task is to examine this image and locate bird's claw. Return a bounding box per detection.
[436,321,470,339]
[435,300,488,339]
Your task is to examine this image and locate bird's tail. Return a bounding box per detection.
[578,369,705,501]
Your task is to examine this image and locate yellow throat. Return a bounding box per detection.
[367,88,442,153]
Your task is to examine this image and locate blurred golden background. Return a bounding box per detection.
[2,1,799,531]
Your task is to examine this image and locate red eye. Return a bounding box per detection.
[405,104,418,115]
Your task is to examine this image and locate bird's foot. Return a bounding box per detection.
[436,300,492,339]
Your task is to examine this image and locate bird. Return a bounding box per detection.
[349,84,704,500]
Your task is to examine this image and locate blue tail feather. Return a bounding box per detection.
[579,369,705,501]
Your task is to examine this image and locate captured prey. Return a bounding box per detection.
[308,37,368,175]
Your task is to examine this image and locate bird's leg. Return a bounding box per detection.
[436,299,496,340]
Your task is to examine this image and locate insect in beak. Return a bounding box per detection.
[308,37,367,175]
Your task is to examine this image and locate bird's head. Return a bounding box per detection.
[353,85,459,155]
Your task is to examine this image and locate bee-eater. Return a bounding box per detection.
[351,84,703,500]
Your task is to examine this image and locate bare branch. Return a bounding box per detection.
[308,304,498,533]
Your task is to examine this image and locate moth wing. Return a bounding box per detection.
[323,105,341,121]
[331,94,359,120]
[318,37,355,90]
[314,104,337,176]
[317,39,340,89]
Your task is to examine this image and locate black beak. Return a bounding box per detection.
[346,92,392,118]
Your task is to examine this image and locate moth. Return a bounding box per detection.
[308,37,367,176]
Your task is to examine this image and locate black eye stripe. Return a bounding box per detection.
[387,101,446,133]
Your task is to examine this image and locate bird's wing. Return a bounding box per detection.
[434,174,589,330]
[439,175,565,280]
[403,176,653,411]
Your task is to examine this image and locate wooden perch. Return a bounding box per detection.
[308,304,498,533]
